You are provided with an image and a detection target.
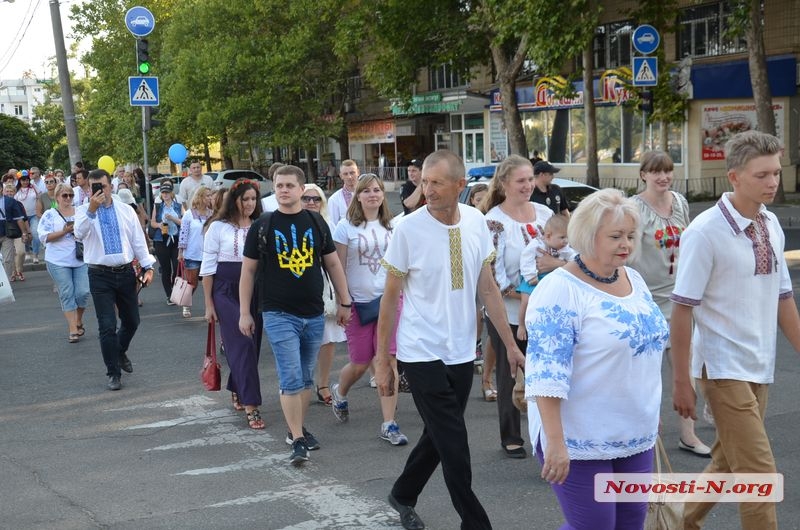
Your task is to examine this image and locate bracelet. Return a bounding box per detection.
[340,303,352,308]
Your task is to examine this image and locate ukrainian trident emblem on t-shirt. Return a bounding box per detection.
[275,224,314,278]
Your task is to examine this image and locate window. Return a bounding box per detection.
[346,74,362,101]
[678,2,747,58]
[14,105,23,116]
[428,64,465,91]
[594,21,633,69]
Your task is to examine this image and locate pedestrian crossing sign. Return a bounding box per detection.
[632,57,657,87]
[129,76,159,106]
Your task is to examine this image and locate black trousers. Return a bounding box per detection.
[486,318,526,448]
[391,360,491,530]
[153,239,178,298]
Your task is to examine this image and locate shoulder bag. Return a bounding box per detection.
[170,260,193,307]
[1,199,22,239]
[201,322,221,391]
[644,436,684,530]
[54,209,83,260]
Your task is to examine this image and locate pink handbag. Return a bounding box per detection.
[201,323,221,391]
[169,261,193,306]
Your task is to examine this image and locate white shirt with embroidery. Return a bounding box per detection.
[200,220,248,276]
[525,267,668,460]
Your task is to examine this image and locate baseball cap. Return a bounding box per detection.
[533,161,560,175]
[408,159,423,169]
[160,181,174,192]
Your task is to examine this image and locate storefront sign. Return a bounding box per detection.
[349,120,396,144]
[392,99,462,116]
[701,102,784,161]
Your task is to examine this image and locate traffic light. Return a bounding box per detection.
[143,107,161,131]
[137,39,151,74]
[638,90,653,114]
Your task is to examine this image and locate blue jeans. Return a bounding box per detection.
[184,258,201,269]
[28,215,40,255]
[88,266,140,377]
[263,311,325,394]
[46,262,89,311]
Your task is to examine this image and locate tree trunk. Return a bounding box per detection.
[220,131,234,169]
[745,0,784,199]
[659,121,668,152]
[582,46,599,188]
[337,123,350,161]
[203,139,212,171]
[490,37,529,157]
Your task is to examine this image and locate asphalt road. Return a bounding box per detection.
[2,194,800,529]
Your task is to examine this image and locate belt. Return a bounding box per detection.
[88,263,133,273]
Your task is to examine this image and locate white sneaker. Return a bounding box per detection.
[182,307,191,318]
[331,383,349,422]
[369,376,377,388]
[380,421,408,446]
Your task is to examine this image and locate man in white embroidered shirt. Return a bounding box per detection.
[75,170,156,391]
[374,150,524,530]
[671,131,800,530]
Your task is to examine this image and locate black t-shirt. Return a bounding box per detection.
[531,184,569,215]
[400,180,424,215]
[243,209,335,317]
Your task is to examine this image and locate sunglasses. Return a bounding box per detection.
[301,195,323,203]
[61,193,75,198]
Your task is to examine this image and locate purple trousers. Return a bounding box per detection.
[212,262,263,406]
[536,443,653,530]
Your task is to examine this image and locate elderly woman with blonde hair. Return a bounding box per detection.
[524,188,668,530]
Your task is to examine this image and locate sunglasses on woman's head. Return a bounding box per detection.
[301,196,322,203]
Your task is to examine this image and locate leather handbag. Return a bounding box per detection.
[201,323,221,391]
[644,436,684,530]
[5,219,22,239]
[353,296,382,325]
[170,261,193,306]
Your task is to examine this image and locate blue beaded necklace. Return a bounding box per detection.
[575,254,619,284]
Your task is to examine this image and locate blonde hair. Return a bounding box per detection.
[303,183,330,221]
[54,183,72,199]
[346,174,392,230]
[479,155,531,213]
[568,188,640,258]
[191,184,212,211]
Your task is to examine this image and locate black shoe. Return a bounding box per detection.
[119,352,133,373]
[289,437,309,466]
[107,375,121,391]
[503,445,527,459]
[388,494,425,530]
[285,427,320,451]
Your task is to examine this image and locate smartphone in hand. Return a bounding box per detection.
[91,182,103,196]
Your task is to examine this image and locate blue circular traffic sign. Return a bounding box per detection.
[632,24,660,55]
[125,6,155,38]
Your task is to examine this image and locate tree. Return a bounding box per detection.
[0,115,46,170]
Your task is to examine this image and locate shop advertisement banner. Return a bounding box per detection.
[349,120,396,144]
[701,103,784,161]
[489,112,508,163]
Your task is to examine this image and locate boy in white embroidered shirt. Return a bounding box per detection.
[516,214,575,341]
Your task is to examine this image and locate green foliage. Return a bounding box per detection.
[0,115,46,170]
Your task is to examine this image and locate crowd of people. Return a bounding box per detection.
[2,130,795,529]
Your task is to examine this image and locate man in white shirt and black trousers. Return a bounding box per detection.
[75,169,156,391]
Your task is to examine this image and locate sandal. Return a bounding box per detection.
[246,409,265,430]
[76,324,85,337]
[316,386,332,406]
[482,382,497,402]
[10,272,17,282]
[17,272,24,282]
[68,333,80,343]
[231,392,245,411]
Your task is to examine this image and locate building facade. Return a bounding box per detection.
[0,76,49,126]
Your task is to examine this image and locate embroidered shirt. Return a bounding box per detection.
[525,267,667,460]
[670,193,792,384]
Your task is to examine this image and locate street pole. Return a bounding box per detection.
[49,0,81,167]
[142,106,151,216]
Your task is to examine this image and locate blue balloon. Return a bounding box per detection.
[168,143,188,164]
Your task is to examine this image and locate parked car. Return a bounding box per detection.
[459,165,598,211]
[209,169,271,197]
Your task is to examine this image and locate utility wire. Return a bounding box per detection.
[0,0,45,77]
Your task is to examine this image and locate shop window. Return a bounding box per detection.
[594,21,633,70]
[569,109,586,163]
[596,106,622,163]
[678,2,747,59]
[429,64,465,91]
[451,114,462,131]
[464,113,483,129]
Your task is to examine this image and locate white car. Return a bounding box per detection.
[130,16,151,27]
[210,169,271,197]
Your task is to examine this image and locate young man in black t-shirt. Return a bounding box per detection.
[531,160,570,217]
[239,165,351,466]
[399,159,425,215]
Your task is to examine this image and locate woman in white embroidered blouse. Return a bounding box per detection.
[628,151,711,459]
[200,179,265,429]
[525,189,668,529]
[177,185,213,318]
[480,154,557,458]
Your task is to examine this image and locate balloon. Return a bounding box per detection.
[98,155,116,174]
[168,143,188,165]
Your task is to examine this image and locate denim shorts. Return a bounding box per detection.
[263,311,325,394]
[46,262,89,312]
[184,258,201,270]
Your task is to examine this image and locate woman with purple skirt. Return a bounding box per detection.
[200,179,264,429]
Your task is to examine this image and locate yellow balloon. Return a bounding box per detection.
[98,155,116,174]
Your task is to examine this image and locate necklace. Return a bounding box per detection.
[575,254,619,284]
